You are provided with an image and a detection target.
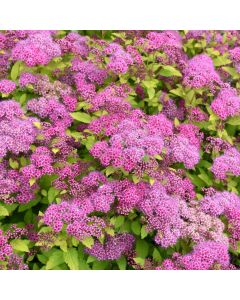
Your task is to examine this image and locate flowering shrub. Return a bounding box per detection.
[0,30,240,270]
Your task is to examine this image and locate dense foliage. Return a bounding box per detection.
[0,30,240,270]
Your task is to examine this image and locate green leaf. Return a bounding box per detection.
[52,148,59,154]
[153,154,162,161]
[197,160,212,169]
[11,61,21,81]
[79,260,90,270]
[9,158,19,169]
[116,256,127,270]
[64,248,79,270]
[33,121,42,129]
[70,112,92,123]
[92,261,109,270]
[29,178,36,187]
[149,178,155,186]
[24,209,33,223]
[222,66,239,78]
[198,168,213,186]
[11,239,30,252]
[159,66,182,77]
[85,136,96,150]
[48,187,60,203]
[68,131,84,141]
[0,204,9,216]
[147,87,155,99]
[131,220,141,235]
[37,254,48,264]
[105,166,116,176]
[105,227,115,236]
[81,236,94,249]
[46,250,64,270]
[3,203,18,214]
[185,90,195,103]
[115,216,125,228]
[170,88,185,97]
[98,235,105,244]
[32,263,40,270]
[132,175,140,184]
[20,156,27,167]
[188,173,205,188]
[136,239,149,258]
[141,225,148,239]
[133,257,145,266]
[142,79,158,89]
[55,239,68,252]
[213,56,231,67]
[86,255,97,264]
[18,197,39,212]
[71,237,80,247]
[174,118,180,126]
[227,116,240,126]
[1,93,9,98]
[39,174,58,189]
[152,248,162,262]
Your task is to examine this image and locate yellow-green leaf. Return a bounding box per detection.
[133,257,145,266]
[105,227,115,236]
[227,116,240,126]
[159,66,182,77]
[46,250,64,270]
[0,204,9,216]
[81,236,94,249]
[149,178,155,186]
[116,256,127,270]
[33,122,42,129]
[131,220,141,235]
[70,112,92,123]
[9,158,19,169]
[11,61,21,81]
[213,56,231,67]
[29,178,36,186]
[64,248,79,270]
[136,240,149,258]
[11,239,29,252]
[141,225,148,239]
[105,166,116,176]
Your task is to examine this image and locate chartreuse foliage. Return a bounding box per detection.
[0,30,240,270]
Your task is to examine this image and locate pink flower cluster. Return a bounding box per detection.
[0,161,36,204]
[141,31,186,66]
[183,54,221,89]
[27,97,72,129]
[0,229,28,269]
[138,182,183,247]
[43,201,106,239]
[12,32,61,66]
[211,87,240,120]
[0,100,39,158]
[21,146,54,180]
[229,47,240,72]
[0,79,16,94]
[85,233,135,260]
[0,229,12,261]
[201,191,240,245]
[211,147,240,179]
[57,32,89,57]
[90,115,166,172]
[167,135,200,169]
[158,241,233,270]
[105,43,134,74]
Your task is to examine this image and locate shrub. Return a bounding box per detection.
[0,30,240,270]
